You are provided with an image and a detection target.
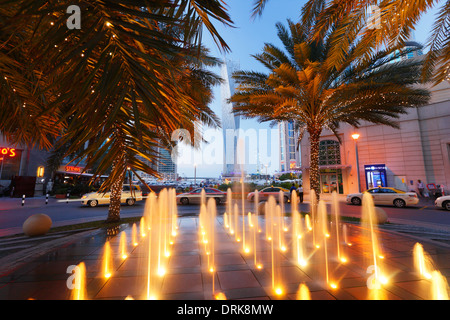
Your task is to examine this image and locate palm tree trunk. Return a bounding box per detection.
[107,177,123,223]
[309,127,322,202]
[106,157,126,223]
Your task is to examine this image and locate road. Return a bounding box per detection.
[0,196,449,237]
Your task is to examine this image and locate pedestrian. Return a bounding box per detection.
[46,179,53,195]
[290,183,297,199]
[440,184,446,196]
[298,184,304,203]
[436,184,444,197]
[417,180,425,197]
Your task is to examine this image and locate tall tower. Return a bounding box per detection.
[279,120,300,172]
[220,59,240,176]
[391,32,424,62]
[157,146,177,180]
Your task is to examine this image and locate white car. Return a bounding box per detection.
[346,187,419,208]
[435,195,450,211]
[81,185,143,207]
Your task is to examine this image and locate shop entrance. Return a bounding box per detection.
[320,169,343,194]
[364,164,387,189]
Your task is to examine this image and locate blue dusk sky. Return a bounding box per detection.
[176,0,442,179]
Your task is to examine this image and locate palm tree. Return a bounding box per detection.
[251,0,450,84]
[230,19,430,199]
[62,44,223,222]
[0,1,232,222]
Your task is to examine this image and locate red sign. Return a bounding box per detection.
[65,166,82,173]
[0,147,16,158]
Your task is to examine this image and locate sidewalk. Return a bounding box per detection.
[0,215,449,300]
[0,195,59,211]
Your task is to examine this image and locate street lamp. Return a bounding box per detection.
[264,164,269,185]
[351,133,361,193]
[194,163,197,186]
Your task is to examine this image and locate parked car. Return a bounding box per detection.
[176,187,226,205]
[138,184,152,197]
[247,186,291,203]
[435,195,450,211]
[346,187,419,208]
[81,185,143,207]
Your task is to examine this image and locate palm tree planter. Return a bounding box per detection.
[230,19,430,201]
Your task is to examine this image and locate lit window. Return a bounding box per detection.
[319,140,341,166]
[37,166,45,178]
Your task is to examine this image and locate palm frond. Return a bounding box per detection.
[423,0,450,84]
[0,1,229,193]
[251,0,270,19]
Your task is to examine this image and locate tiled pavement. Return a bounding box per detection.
[0,216,449,300]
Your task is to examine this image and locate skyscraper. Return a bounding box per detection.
[220,59,240,177]
[391,32,424,62]
[157,146,177,180]
[279,120,300,173]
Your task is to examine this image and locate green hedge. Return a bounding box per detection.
[52,182,97,196]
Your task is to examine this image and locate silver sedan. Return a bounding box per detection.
[176,188,226,205]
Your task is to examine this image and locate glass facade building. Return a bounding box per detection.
[220,59,241,177]
[279,120,299,173]
[157,146,177,180]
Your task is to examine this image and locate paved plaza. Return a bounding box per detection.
[0,214,449,301]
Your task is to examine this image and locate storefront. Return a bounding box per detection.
[364,164,387,189]
[0,147,22,181]
[51,165,108,196]
[320,168,344,194]
[317,140,348,194]
[0,140,50,196]
[54,165,107,186]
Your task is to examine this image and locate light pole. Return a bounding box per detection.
[264,164,269,185]
[351,133,361,193]
[194,163,197,186]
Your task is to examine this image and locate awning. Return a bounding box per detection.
[276,170,302,174]
[56,171,108,178]
[301,164,352,170]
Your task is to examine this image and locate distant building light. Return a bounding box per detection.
[37,166,45,178]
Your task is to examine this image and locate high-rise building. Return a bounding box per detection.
[279,120,300,173]
[220,59,241,177]
[391,33,424,62]
[136,145,177,182]
[157,146,177,180]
